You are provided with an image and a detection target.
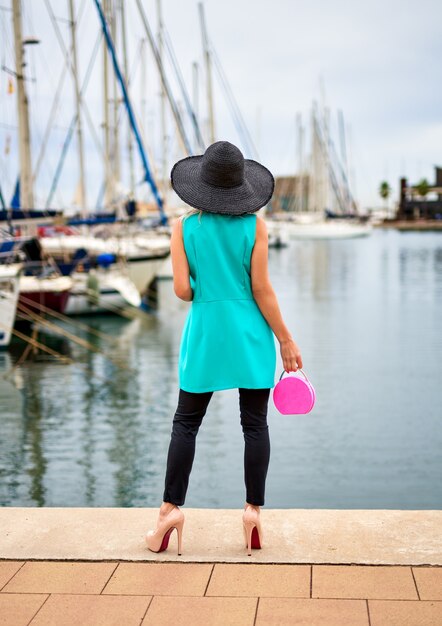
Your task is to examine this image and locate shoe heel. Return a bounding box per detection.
[175,518,184,555]
[243,520,255,556]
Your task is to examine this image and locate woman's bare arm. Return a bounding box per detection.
[251,216,303,372]
[170,217,193,301]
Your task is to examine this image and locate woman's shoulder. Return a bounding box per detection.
[254,215,268,243]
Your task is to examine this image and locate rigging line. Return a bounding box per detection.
[210,50,248,153]
[17,293,119,345]
[45,116,76,208]
[45,32,103,208]
[109,36,144,149]
[16,301,135,373]
[94,0,166,221]
[43,0,98,116]
[211,50,254,158]
[0,330,121,388]
[210,45,259,160]
[80,289,145,320]
[29,2,89,200]
[126,38,163,187]
[1,8,14,73]
[163,26,205,152]
[43,1,106,194]
[0,319,73,362]
[112,38,158,184]
[318,112,345,212]
[326,128,357,210]
[313,106,347,209]
[127,38,143,90]
[313,111,347,213]
[34,0,89,184]
[134,0,193,156]
[1,337,35,381]
[32,55,69,182]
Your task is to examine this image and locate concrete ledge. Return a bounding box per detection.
[1,508,441,565]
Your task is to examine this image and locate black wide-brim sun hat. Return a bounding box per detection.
[170,140,275,216]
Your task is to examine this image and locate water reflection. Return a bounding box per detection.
[1,229,441,509]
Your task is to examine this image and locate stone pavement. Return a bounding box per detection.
[1,508,441,564]
[1,508,441,624]
[0,561,442,625]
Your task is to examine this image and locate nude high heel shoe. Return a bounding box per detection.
[145,506,185,555]
[242,504,263,556]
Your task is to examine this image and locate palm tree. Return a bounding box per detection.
[415,178,431,219]
[416,178,430,198]
[379,181,391,215]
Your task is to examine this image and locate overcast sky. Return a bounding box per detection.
[0,0,441,211]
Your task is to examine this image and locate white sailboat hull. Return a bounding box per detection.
[125,256,167,293]
[65,268,141,315]
[40,234,170,293]
[0,265,21,348]
[19,275,72,314]
[266,218,372,239]
[156,255,173,279]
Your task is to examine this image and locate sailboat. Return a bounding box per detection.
[40,231,170,295]
[266,213,372,240]
[36,0,173,305]
[265,101,371,240]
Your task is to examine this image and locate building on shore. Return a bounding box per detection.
[269,175,310,214]
[397,166,442,220]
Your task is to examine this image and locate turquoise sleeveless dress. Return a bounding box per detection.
[178,212,276,392]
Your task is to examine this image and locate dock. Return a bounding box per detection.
[1,508,441,624]
[375,219,442,230]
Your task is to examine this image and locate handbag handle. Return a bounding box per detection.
[278,368,310,384]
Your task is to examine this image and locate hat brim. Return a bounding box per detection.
[170,155,275,215]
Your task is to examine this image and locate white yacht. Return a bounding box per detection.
[265,214,372,240]
[40,233,170,294]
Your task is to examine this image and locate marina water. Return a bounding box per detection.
[1,228,441,509]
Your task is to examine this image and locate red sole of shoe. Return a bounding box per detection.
[251,526,261,549]
[158,527,174,552]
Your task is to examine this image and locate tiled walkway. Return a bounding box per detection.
[1,561,441,625]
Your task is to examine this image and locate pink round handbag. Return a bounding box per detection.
[272,368,316,415]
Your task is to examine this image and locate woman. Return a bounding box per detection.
[145,141,303,556]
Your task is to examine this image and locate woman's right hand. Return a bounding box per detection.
[280,337,303,372]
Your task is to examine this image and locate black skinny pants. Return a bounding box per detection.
[163,387,271,506]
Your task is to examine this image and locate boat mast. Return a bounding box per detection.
[140,38,148,134]
[134,0,192,155]
[318,77,329,213]
[110,2,120,189]
[12,0,34,209]
[338,109,351,214]
[323,106,331,212]
[119,0,134,195]
[156,0,167,197]
[198,2,215,144]
[308,104,316,212]
[68,0,87,214]
[296,112,304,213]
[94,0,167,224]
[192,62,199,128]
[102,0,112,207]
